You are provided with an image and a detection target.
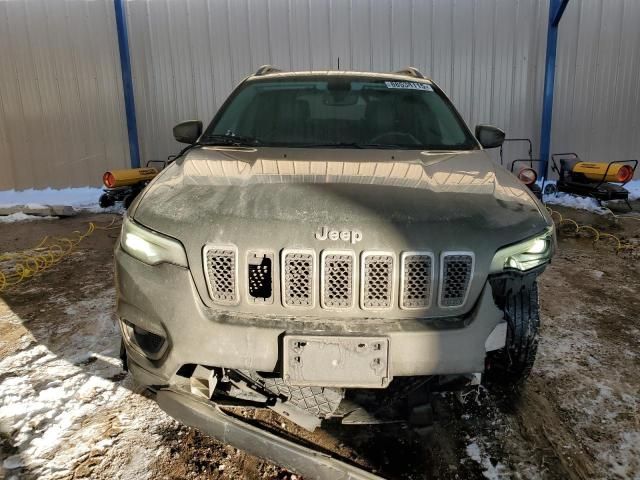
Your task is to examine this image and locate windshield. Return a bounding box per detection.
[202,76,478,150]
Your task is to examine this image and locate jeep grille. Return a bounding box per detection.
[401,253,433,309]
[440,253,474,307]
[321,252,354,308]
[282,250,315,307]
[362,253,394,309]
[204,246,237,304]
[201,247,476,311]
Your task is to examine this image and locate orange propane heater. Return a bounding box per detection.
[570,162,634,183]
[549,153,637,209]
[99,161,165,209]
[102,168,158,188]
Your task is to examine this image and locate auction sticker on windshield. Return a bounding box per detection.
[385,81,433,91]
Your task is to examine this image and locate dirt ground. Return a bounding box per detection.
[1,204,639,480]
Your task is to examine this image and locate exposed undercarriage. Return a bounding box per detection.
[159,364,482,432]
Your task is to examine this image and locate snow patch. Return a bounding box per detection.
[465,440,508,479]
[0,290,173,479]
[601,431,640,477]
[626,180,640,200]
[543,192,608,213]
[3,454,24,470]
[0,187,116,213]
[0,212,56,223]
[541,179,640,212]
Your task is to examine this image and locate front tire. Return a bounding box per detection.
[486,283,540,387]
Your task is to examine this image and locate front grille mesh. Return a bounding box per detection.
[203,246,476,311]
[322,253,354,308]
[441,254,473,307]
[362,254,394,309]
[283,252,314,307]
[205,248,236,304]
[402,254,432,308]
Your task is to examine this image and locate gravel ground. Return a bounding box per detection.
[1,205,639,480]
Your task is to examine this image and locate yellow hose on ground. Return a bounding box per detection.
[546,206,639,255]
[0,217,121,292]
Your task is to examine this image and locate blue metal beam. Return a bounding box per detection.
[552,0,571,27]
[539,0,569,184]
[114,0,141,168]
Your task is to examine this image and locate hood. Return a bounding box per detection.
[133,146,550,247]
[132,147,551,318]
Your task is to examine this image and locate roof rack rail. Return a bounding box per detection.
[254,65,282,76]
[393,67,425,79]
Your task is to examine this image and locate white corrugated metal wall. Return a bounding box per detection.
[1,0,639,189]
[126,0,551,164]
[553,0,640,162]
[0,0,130,190]
[124,0,640,169]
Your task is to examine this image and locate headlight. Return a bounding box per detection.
[490,226,555,273]
[120,216,188,267]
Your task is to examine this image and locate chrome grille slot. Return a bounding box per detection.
[440,253,474,307]
[204,246,237,304]
[282,250,315,308]
[361,253,394,309]
[400,252,433,309]
[321,251,354,308]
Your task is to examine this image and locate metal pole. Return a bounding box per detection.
[114,0,141,168]
[539,0,571,185]
[539,0,561,184]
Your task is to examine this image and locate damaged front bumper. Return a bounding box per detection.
[116,244,510,477]
[156,388,383,480]
[115,245,507,386]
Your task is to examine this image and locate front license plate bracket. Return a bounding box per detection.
[282,335,390,388]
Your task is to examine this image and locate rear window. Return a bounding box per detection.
[202,76,478,150]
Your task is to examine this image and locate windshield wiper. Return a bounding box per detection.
[355,143,411,149]
[289,142,422,150]
[201,134,260,146]
[288,142,366,149]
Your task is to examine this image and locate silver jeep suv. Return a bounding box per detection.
[115,67,555,478]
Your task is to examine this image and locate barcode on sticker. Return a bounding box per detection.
[385,81,433,91]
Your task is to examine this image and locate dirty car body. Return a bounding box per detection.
[115,69,555,478]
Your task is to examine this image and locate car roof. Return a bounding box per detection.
[245,66,434,85]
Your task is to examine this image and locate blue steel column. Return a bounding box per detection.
[539,0,570,184]
[114,0,141,168]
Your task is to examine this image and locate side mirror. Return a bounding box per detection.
[475,124,505,149]
[173,120,202,144]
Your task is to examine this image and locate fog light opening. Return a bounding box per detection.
[132,325,165,354]
[121,319,167,360]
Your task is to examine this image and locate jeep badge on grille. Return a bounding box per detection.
[315,226,363,244]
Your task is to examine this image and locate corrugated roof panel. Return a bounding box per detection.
[267,0,292,70]
[329,0,352,69]
[370,0,392,72]
[390,0,412,71]
[350,0,373,72]
[409,0,433,76]
[289,0,312,71]
[308,0,332,70]
[0,0,128,189]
